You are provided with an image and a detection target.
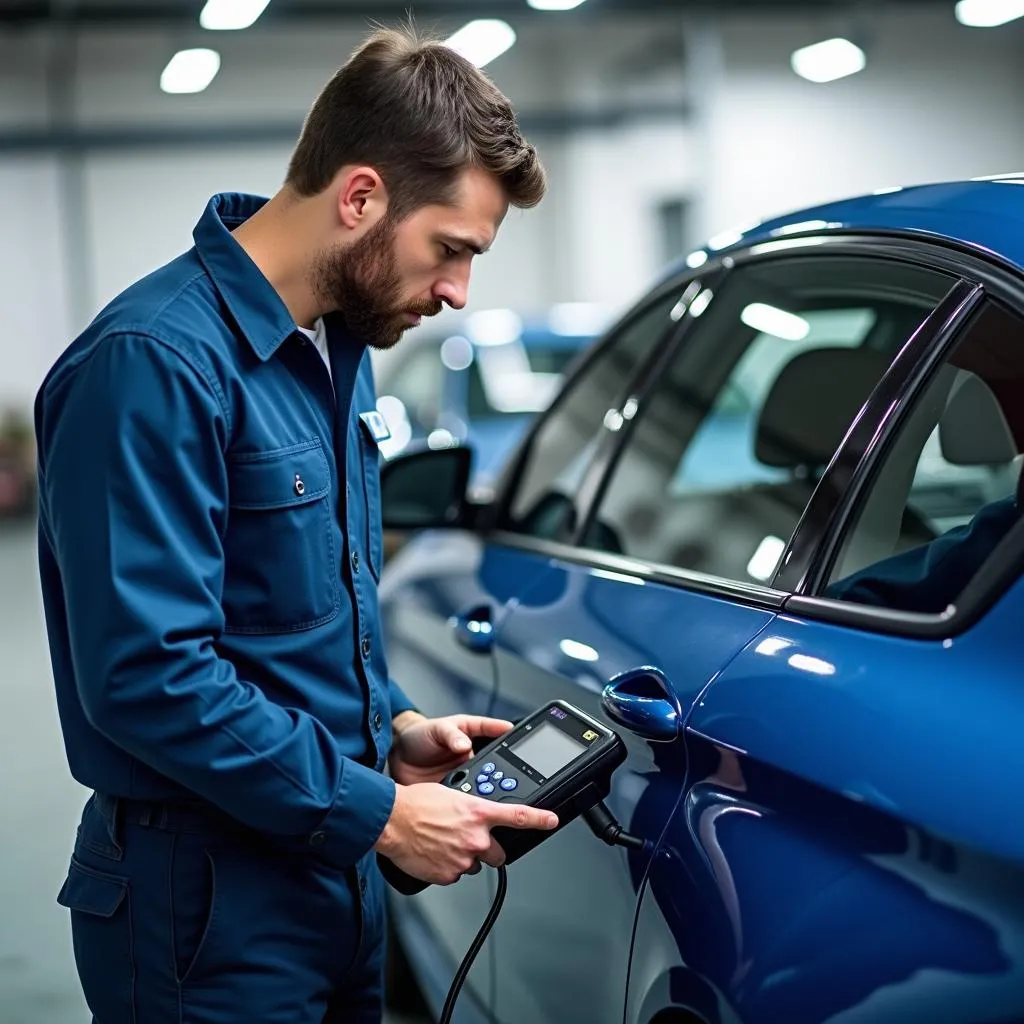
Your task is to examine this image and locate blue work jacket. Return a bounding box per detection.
[35,192,415,870]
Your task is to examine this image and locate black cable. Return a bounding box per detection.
[438,864,508,1024]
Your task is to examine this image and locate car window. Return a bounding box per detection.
[500,288,686,540]
[824,299,1024,613]
[585,256,954,583]
[467,345,580,420]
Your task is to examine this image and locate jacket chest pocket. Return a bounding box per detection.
[358,420,385,580]
[223,439,339,633]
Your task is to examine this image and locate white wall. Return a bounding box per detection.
[5,5,1024,408]
[699,6,1024,240]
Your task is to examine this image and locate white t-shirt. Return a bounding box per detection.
[296,317,331,381]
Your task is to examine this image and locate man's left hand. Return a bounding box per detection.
[389,712,514,786]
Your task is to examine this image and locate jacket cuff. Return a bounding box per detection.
[307,759,396,868]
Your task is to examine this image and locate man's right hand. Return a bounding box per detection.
[374,782,559,885]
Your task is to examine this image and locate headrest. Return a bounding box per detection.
[755,347,890,469]
[939,373,1017,466]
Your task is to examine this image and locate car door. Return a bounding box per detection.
[483,247,961,1024]
[628,261,1024,1023]
[377,283,687,1020]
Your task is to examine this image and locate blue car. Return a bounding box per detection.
[377,176,1024,1024]
[372,306,605,489]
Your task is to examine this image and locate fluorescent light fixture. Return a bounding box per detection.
[199,0,271,30]
[160,48,221,94]
[559,639,600,662]
[466,308,522,346]
[444,19,516,68]
[955,0,1024,25]
[791,37,866,83]
[529,0,588,8]
[746,535,786,581]
[741,302,809,341]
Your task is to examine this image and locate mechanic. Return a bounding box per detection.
[34,26,558,1024]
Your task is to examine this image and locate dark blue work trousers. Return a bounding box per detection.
[58,793,386,1023]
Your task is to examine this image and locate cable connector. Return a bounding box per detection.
[582,800,647,851]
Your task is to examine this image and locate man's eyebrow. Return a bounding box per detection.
[442,234,490,256]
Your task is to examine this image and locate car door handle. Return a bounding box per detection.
[600,666,681,741]
[450,604,495,654]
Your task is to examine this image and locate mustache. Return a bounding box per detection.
[405,301,443,319]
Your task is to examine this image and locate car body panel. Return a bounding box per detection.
[670,178,1024,282]
[483,551,777,1024]
[628,576,1024,1023]
[378,534,559,1015]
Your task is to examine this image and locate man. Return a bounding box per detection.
[35,26,558,1024]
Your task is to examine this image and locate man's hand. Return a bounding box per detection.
[374,782,559,885]
[389,712,514,786]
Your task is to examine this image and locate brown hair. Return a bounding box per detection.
[286,24,546,219]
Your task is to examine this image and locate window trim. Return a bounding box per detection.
[483,269,717,533]
[480,229,1024,623]
[487,529,789,611]
[771,278,983,593]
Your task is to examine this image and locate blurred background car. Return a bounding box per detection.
[371,303,610,490]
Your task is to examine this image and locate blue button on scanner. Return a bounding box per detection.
[482,763,496,774]
[478,782,495,795]
[499,778,518,791]
[476,774,490,785]
[491,771,504,781]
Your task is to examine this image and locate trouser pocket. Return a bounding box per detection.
[57,857,135,1023]
[169,833,218,986]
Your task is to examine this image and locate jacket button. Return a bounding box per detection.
[309,831,326,847]
[359,875,368,895]
[294,474,305,496]
[352,550,360,572]
[361,637,371,659]
[373,711,383,731]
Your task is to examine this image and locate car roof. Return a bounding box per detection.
[662,175,1024,284]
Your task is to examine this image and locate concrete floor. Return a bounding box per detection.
[0,519,426,1023]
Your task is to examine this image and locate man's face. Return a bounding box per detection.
[312,166,508,350]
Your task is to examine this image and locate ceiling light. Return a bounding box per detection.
[160,48,221,94]
[791,37,866,83]
[955,0,1024,26]
[528,0,588,9]
[741,302,810,340]
[199,0,271,30]
[444,20,516,69]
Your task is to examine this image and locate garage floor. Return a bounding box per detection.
[0,521,426,1024]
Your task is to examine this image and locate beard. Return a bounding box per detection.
[310,215,441,350]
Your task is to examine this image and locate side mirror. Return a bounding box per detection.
[380,445,472,531]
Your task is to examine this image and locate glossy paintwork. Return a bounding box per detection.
[482,555,774,1024]
[667,177,1024,281]
[627,578,1024,1023]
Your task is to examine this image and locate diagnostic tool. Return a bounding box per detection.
[379,699,626,894]
[378,699,640,1024]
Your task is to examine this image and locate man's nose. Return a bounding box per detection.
[433,272,469,311]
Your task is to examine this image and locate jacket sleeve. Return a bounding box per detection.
[388,677,418,718]
[37,331,394,867]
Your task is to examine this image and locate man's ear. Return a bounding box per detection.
[337,166,388,230]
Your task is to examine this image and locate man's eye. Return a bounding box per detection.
[441,244,458,259]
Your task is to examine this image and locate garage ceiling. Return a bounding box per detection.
[1,0,956,27]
